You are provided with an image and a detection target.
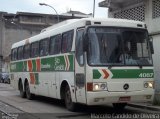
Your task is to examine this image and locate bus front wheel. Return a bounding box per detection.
[64,85,76,111]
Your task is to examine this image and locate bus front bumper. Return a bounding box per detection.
[86,89,154,105]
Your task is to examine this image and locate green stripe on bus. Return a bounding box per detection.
[93,69,154,79]
[10,55,74,72]
[111,69,154,79]
[23,61,27,71]
[32,60,36,72]
[68,55,74,71]
[93,69,102,79]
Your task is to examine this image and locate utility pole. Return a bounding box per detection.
[93,0,95,17]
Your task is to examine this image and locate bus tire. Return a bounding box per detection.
[64,85,76,111]
[19,80,26,98]
[113,103,127,110]
[25,81,34,100]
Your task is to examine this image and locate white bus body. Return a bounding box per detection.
[10,18,154,111]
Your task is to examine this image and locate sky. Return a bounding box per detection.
[0,0,108,17]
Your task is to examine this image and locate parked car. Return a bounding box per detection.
[0,72,10,84]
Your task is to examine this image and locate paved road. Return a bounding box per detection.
[0,83,160,119]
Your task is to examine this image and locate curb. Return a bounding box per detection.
[127,103,160,111]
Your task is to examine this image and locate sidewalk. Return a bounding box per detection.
[128,102,160,111]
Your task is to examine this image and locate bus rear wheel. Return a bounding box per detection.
[25,81,34,100]
[64,85,76,111]
[113,103,127,110]
[19,81,26,98]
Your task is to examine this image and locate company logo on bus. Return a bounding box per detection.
[123,84,129,90]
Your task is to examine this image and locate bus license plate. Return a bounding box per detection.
[119,96,131,102]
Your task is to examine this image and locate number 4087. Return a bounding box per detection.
[139,73,154,78]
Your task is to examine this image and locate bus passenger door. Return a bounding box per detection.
[75,28,87,104]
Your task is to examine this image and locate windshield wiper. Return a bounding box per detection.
[136,61,143,69]
[108,65,113,69]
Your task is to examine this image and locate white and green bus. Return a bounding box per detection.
[10,18,154,111]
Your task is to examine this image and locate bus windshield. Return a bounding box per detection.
[87,27,153,66]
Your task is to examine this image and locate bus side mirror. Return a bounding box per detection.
[149,36,154,54]
[149,41,154,54]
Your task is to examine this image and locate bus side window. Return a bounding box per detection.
[23,44,30,59]
[61,30,74,53]
[14,49,17,61]
[12,48,17,61]
[11,49,14,61]
[17,46,23,60]
[40,38,49,56]
[31,42,39,58]
[50,34,61,55]
[76,28,84,66]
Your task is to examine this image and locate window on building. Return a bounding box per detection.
[40,38,49,56]
[17,46,23,60]
[153,0,160,19]
[23,44,30,59]
[114,5,145,21]
[50,34,61,55]
[31,42,39,58]
[61,30,74,53]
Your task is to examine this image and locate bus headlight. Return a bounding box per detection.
[94,84,99,90]
[93,83,107,91]
[144,81,154,88]
[148,82,153,88]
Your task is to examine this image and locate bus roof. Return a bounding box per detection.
[11,18,146,49]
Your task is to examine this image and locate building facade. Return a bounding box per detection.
[99,0,160,103]
[0,11,90,72]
